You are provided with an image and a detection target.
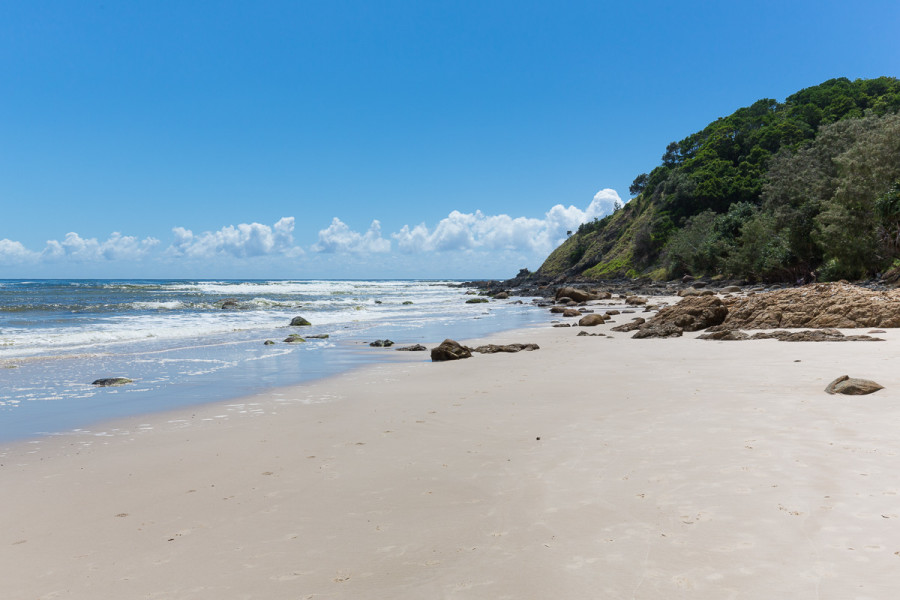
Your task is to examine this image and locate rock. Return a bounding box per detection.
[555,286,593,302]
[466,298,489,304]
[691,281,707,289]
[290,316,311,326]
[643,296,727,332]
[562,308,581,317]
[592,291,612,300]
[395,344,427,351]
[578,314,607,327]
[263,340,276,345]
[605,310,620,316]
[610,317,646,332]
[370,339,394,347]
[825,375,884,395]
[91,377,133,387]
[576,331,606,337]
[625,296,648,305]
[632,324,683,339]
[553,323,571,327]
[549,306,566,314]
[720,283,900,329]
[305,334,330,339]
[869,329,887,334]
[721,286,742,293]
[682,274,695,283]
[402,300,414,305]
[431,339,472,362]
[284,334,306,343]
[697,330,750,341]
[679,288,715,297]
[221,299,240,309]
[375,300,382,304]
[699,329,883,342]
[471,343,540,354]
[493,291,509,299]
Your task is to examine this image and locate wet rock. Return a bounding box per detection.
[290,316,311,326]
[431,339,472,362]
[825,375,884,395]
[284,334,306,343]
[466,297,489,304]
[263,340,276,345]
[493,291,509,299]
[471,343,540,354]
[402,300,414,305]
[576,331,606,337]
[305,334,330,339]
[221,299,240,309]
[370,339,394,347]
[92,377,133,386]
[395,344,427,351]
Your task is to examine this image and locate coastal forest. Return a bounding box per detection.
[538,77,900,283]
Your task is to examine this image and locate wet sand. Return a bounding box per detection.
[2,321,899,599]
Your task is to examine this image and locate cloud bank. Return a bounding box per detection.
[1,189,623,276]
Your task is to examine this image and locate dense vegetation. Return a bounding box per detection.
[538,77,900,282]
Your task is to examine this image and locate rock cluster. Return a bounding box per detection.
[471,343,540,354]
[698,329,883,342]
[641,296,727,332]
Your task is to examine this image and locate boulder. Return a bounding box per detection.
[578,314,606,327]
[493,291,509,299]
[395,344,427,351]
[263,340,276,345]
[625,296,648,305]
[721,286,742,293]
[592,291,613,300]
[466,297,489,304]
[91,377,133,387]
[290,316,311,326]
[369,339,394,347]
[555,286,593,302]
[562,308,581,317]
[403,301,414,305]
[642,296,727,332]
[825,375,884,395]
[553,323,571,327]
[679,288,715,297]
[284,334,306,343]
[431,339,473,362]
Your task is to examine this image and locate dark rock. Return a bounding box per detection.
[395,344,427,351]
[284,334,306,343]
[721,286,742,293]
[632,324,683,339]
[263,340,276,345]
[577,331,606,337]
[610,317,646,332]
[644,296,727,332]
[466,298,489,304]
[431,339,472,362]
[305,334,330,339]
[221,299,240,309]
[370,339,394,347]
[92,377,133,386]
[493,291,509,299]
[825,375,884,395]
[605,310,620,316]
[471,343,540,354]
[697,330,750,341]
[578,314,606,326]
[402,300,414,305]
[290,316,311,326]
[553,323,571,327]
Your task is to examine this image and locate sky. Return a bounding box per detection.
[1,1,898,279]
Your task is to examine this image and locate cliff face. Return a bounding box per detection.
[536,77,900,282]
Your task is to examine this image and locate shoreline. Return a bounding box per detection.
[3,318,900,598]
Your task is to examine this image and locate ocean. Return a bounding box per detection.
[0,279,548,443]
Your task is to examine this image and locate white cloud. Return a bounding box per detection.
[0,239,39,263]
[41,232,160,261]
[167,217,302,258]
[391,188,623,254]
[312,218,391,253]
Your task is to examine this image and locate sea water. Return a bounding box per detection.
[0,279,546,442]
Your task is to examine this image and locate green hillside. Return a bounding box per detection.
[538,77,900,282]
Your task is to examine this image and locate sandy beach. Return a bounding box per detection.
[3,318,900,599]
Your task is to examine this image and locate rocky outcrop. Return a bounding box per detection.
[610,317,646,332]
[471,343,540,353]
[92,377,133,386]
[555,286,594,302]
[825,375,884,395]
[642,296,727,332]
[290,316,311,326]
[698,329,884,342]
[431,339,472,361]
[632,324,683,339]
[720,283,900,329]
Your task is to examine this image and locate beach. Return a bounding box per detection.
[3,316,899,599]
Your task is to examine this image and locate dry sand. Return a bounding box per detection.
[2,321,900,599]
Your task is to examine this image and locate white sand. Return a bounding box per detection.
[2,320,900,599]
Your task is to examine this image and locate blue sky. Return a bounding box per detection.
[1,1,898,279]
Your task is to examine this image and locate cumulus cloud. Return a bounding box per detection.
[167,217,302,258]
[391,188,623,254]
[41,232,160,261]
[312,218,391,253]
[0,239,39,263]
